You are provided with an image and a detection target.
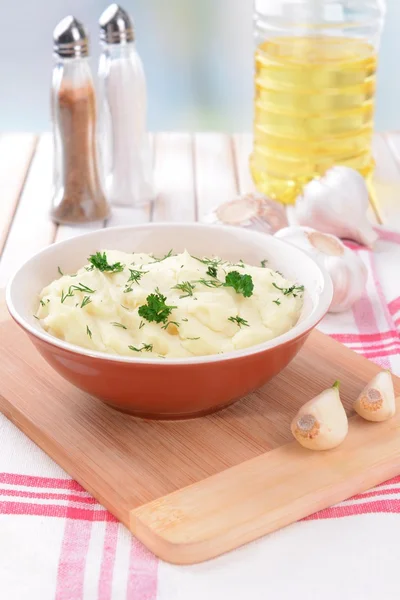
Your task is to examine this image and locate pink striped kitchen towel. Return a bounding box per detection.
[1,227,400,600]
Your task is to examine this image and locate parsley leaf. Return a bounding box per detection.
[138,290,177,324]
[228,315,249,328]
[224,271,254,297]
[88,251,125,273]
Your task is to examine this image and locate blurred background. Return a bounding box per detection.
[1,0,399,132]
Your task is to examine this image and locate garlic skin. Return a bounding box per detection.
[354,371,396,422]
[275,226,367,313]
[287,166,378,248]
[291,382,348,451]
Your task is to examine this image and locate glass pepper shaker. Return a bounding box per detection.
[50,16,110,224]
[98,4,154,207]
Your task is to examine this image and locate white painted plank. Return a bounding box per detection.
[194,133,238,219]
[371,133,400,228]
[152,133,195,223]
[0,133,37,254]
[232,133,255,194]
[0,134,55,287]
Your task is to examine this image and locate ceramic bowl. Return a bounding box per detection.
[6,223,332,419]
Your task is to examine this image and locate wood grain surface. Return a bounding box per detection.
[1,309,399,564]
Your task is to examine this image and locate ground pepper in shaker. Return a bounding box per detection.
[51,16,110,224]
[98,4,154,207]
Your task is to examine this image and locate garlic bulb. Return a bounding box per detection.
[291,381,348,451]
[353,371,396,422]
[287,166,378,248]
[275,226,367,313]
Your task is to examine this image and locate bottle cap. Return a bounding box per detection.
[99,4,134,44]
[53,16,89,58]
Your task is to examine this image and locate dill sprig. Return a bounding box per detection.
[161,320,180,331]
[228,315,249,328]
[272,282,304,297]
[111,322,127,329]
[172,281,196,298]
[86,325,92,338]
[81,296,92,308]
[129,343,153,353]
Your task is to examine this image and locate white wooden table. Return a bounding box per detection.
[1,132,399,285]
[1,132,400,599]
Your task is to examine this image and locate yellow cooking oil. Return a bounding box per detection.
[250,36,377,204]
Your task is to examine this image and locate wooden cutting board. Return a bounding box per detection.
[1,302,400,565]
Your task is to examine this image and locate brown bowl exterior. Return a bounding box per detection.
[26,329,311,419]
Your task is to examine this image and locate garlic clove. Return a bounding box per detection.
[288,166,378,248]
[202,193,288,234]
[291,381,348,451]
[275,226,367,313]
[353,371,396,422]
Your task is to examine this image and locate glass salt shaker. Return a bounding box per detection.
[98,4,154,207]
[51,16,110,224]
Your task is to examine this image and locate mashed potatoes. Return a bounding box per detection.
[35,250,304,358]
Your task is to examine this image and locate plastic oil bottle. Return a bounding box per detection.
[250,0,386,204]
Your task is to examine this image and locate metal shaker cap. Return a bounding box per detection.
[53,16,89,58]
[99,4,134,44]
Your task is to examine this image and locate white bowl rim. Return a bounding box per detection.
[6,222,333,365]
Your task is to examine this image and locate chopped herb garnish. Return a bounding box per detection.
[192,255,224,269]
[273,299,281,306]
[228,315,249,328]
[86,326,92,338]
[123,287,133,294]
[88,251,125,273]
[206,265,218,278]
[149,249,174,263]
[127,269,147,285]
[120,304,129,310]
[61,288,74,303]
[196,278,222,288]
[161,320,180,331]
[70,283,95,294]
[232,259,245,268]
[138,290,177,324]
[111,322,127,329]
[224,271,254,298]
[186,337,200,340]
[182,318,188,322]
[261,259,268,268]
[33,314,39,320]
[40,300,46,307]
[128,343,153,353]
[57,266,64,276]
[81,296,92,308]
[85,265,94,272]
[139,320,145,329]
[275,270,284,277]
[47,299,50,303]
[272,282,304,296]
[172,281,196,298]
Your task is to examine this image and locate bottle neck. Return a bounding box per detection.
[101,41,136,60]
